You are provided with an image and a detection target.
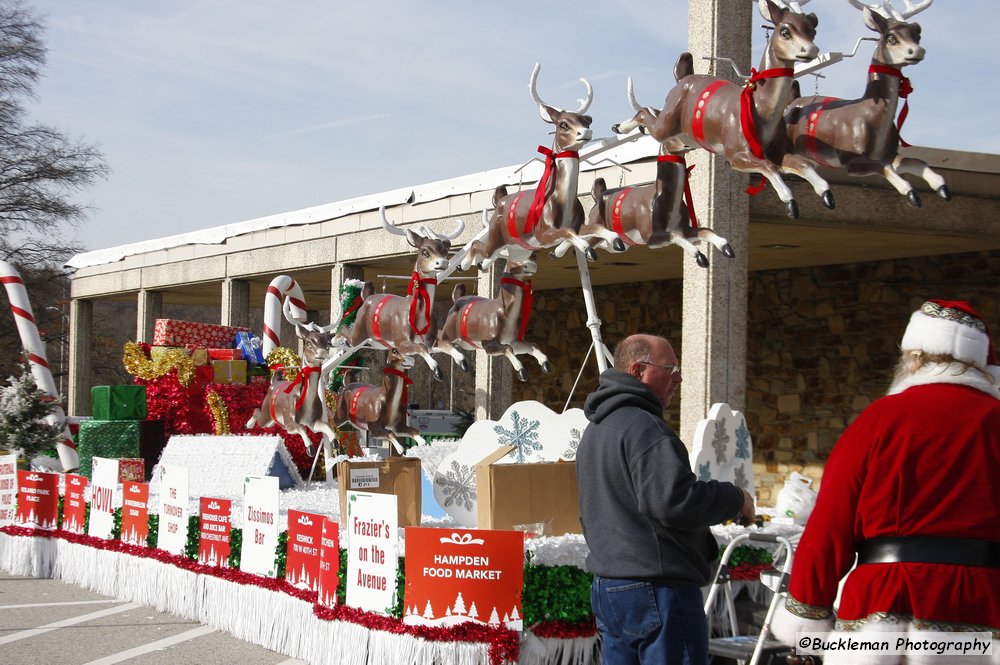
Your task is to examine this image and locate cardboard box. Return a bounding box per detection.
[91,385,147,421]
[337,457,421,527]
[476,446,582,536]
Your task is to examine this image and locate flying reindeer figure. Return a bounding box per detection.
[613,0,832,219]
[333,207,463,380]
[435,254,550,382]
[332,349,426,455]
[782,0,946,208]
[461,63,597,271]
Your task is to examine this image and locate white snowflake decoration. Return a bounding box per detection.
[492,411,541,463]
[434,460,476,511]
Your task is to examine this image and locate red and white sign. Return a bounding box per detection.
[198,497,232,567]
[62,474,89,534]
[88,457,119,539]
[0,453,18,527]
[241,475,279,577]
[317,517,341,608]
[286,509,324,590]
[403,528,524,630]
[157,465,189,555]
[345,491,398,615]
[16,470,59,530]
[120,482,149,545]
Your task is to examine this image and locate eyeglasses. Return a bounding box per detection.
[640,360,681,376]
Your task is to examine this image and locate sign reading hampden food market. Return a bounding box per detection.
[403,528,524,629]
[317,517,341,608]
[120,481,149,545]
[198,497,232,567]
[345,491,399,614]
[16,470,58,529]
[0,453,19,527]
[241,475,279,577]
[88,457,119,539]
[62,474,88,534]
[286,509,324,590]
[157,464,190,555]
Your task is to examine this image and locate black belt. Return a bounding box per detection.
[857,536,1000,568]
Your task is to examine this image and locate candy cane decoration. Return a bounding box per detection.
[0,260,79,471]
[262,275,309,357]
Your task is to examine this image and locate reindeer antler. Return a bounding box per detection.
[529,63,594,120]
[380,204,464,242]
[380,205,406,237]
[757,0,813,11]
[847,0,932,20]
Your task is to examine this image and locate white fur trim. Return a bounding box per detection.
[771,597,835,646]
[901,310,990,368]
[887,362,1000,399]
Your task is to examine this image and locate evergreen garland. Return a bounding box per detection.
[328,278,366,394]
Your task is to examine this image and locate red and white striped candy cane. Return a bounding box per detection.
[262,275,308,357]
[0,260,79,471]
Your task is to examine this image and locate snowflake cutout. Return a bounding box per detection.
[734,464,750,490]
[493,411,541,463]
[698,460,712,482]
[734,422,751,460]
[435,460,476,511]
[711,425,730,465]
[562,428,582,460]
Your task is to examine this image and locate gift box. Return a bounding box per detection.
[152,319,250,348]
[211,359,246,384]
[234,331,266,365]
[247,365,270,385]
[118,458,146,483]
[76,419,166,480]
[91,386,147,421]
[207,348,242,361]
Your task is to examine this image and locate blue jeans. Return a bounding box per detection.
[591,575,709,665]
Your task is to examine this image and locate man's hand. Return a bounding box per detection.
[738,488,755,526]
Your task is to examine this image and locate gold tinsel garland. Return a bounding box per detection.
[265,347,301,382]
[205,390,230,435]
[122,341,197,386]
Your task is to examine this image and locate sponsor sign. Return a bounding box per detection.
[16,470,59,530]
[286,509,324,590]
[157,465,189,555]
[240,475,279,577]
[62,474,89,534]
[197,497,232,566]
[317,517,341,608]
[87,457,119,539]
[120,481,149,545]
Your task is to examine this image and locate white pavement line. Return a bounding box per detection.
[0,599,123,610]
[0,602,141,646]
[80,624,218,665]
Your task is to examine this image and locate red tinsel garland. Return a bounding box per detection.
[730,562,774,582]
[528,617,597,639]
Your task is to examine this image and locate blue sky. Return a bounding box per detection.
[30,0,998,252]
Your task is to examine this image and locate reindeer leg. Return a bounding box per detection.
[730,153,798,219]
[781,154,835,209]
[894,155,950,201]
[688,227,735,258]
[669,229,709,268]
[510,341,551,373]
[433,339,469,372]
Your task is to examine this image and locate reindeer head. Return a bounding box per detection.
[529,63,594,152]
[295,325,336,367]
[759,0,819,64]
[386,348,414,370]
[505,254,538,279]
[380,206,464,279]
[864,7,924,67]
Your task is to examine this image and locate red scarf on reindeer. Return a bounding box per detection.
[500,277,534,341]
[739,67,793,195]
[382,367,413,410]
[868,64,913,147]
[268,364,321,423]
[524,146,579,237]
[406,272,437,336]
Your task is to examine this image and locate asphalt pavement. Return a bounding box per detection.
[0,571,306,665]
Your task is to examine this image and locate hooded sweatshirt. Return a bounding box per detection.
[576,368,744,585]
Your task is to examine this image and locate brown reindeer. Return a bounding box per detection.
[461,63,596,271]
[246,302,338,456]
[332,349,425,455]
[333,207,463,381]
[782,1,945,208]
[434,255,550,382]
[614,0,831,219]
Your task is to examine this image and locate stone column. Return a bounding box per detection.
[221,278,250,328]
[679,1,753,445]
[330,263,365,322]
[136,289,162,343]
[68,298,93,416]
[474,263,512,420]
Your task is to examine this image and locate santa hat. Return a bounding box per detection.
[900,300,999,382]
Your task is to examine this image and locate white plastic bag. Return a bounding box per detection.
[774,471,817,525]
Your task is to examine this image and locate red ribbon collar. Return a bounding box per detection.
[500,277,533,341]
[272,365,320,419]
[406,272,437,336]
[739,67,793,196]
[383,366,413,409]
[657,155,699,229]
[869,64,913,147]
[525,146,579,236]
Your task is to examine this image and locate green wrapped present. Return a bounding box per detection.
[91,385,147,421]
[76,419,165,480]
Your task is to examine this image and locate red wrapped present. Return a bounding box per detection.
[118,458,145,483]
[207,348,242,360]
[152,319,250,348]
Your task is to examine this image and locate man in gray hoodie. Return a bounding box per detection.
[577,333,754,665]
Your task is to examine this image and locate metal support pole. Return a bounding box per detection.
[574,247,611,374]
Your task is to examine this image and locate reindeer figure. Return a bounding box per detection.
[782,0,946,208]
[461,64,597,271]
[332,349,426,454]
[435,255,550,382]
[246,302,338,456]
[580,91,735,267]
[614,0,831,219]
[334,207,463,380]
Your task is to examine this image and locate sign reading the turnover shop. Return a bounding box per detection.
[240,475,279,577]
[317,517,341,608]
[403,527,524,629]
[0,453,16,527]
[87,457,119,539]
[286,509,324,590]
[120,481,149,545]
[16,470,58,530]
[157,464,190,555]
[62,474,88,534]
[198,497,232,567]
[345,491,398,614]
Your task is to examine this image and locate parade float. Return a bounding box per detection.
[1,1,943,663]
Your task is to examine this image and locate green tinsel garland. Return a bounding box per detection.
[720,543,773,567]
[522,563,593,624]
[228,528,242,569]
